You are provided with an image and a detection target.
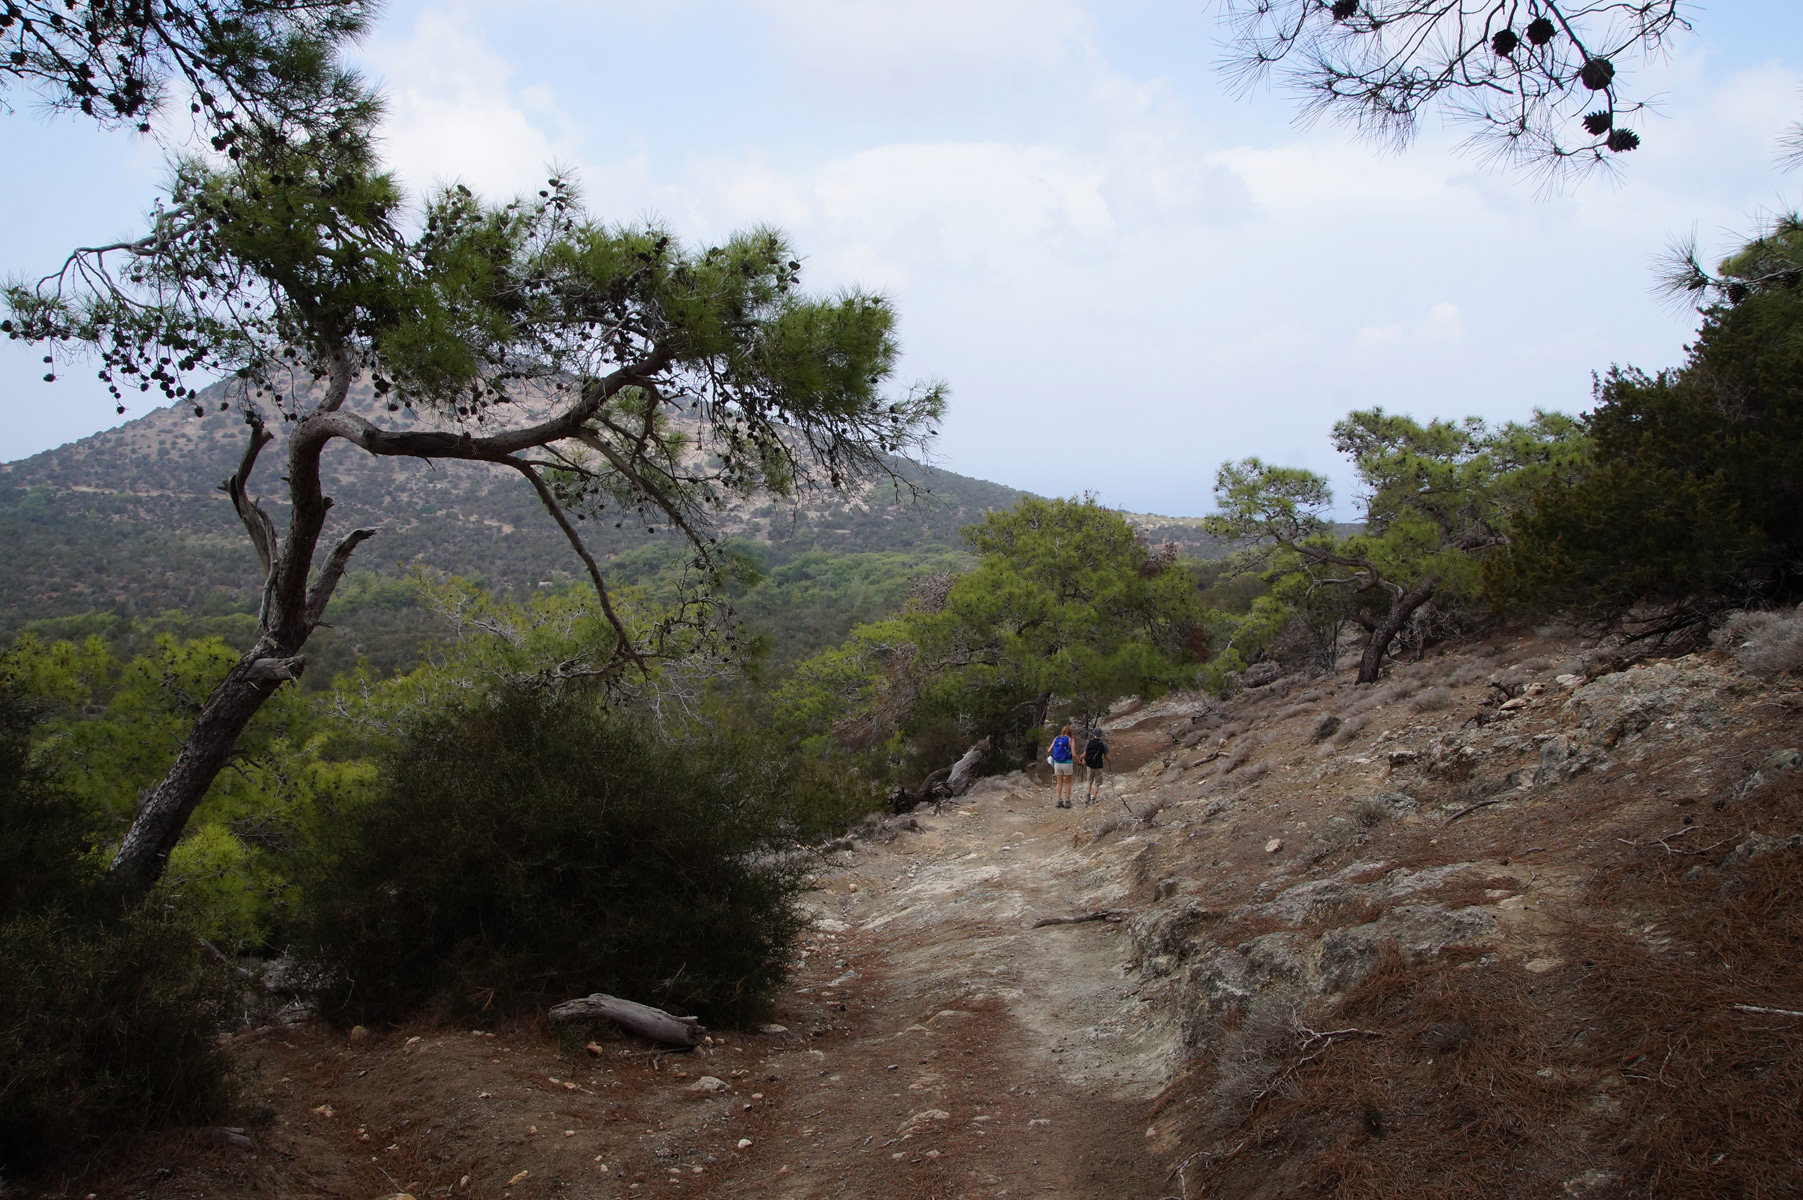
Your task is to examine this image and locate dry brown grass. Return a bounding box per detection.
[1409,686,1454,713]
[1168,835,1803,1200]
[1715,607,1803,678]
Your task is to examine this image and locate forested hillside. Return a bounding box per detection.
[0,382,1043,671]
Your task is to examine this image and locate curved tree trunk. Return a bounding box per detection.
[107,645,304,898]
[103,348,672,903]
[106,359,364,902]
[1356,575,1439,685]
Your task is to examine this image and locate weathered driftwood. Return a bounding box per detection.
[891,738,992,813]
[548,993,704,1047]
[944,739,989,796]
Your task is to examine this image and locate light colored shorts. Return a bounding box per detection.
[1052,762,1074,776]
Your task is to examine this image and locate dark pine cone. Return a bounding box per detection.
[1491,29,1520,55]
[1579,58,1615,90]
[1605,128,1639,152]
[1331,0,1358,19]
[1582,110,1613,135]
[1526,16,1556,45]
[1727,282,1751,304]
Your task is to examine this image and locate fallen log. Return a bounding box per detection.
[1031,909,1128,928]
[892,738,993,813]
[944,738,992,797]
[548,993,704,1047]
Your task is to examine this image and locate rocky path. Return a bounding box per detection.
[732,777,1178,1199]
[76,637,1803,1200]
[108,773,1181,1200]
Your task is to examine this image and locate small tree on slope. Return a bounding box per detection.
[1205,408,1582,684]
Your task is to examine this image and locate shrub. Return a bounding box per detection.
[1410,686,1454,713]
[0,676,231,1176]
[1491,274,1803,630]
[0,910,234,1174]
[0,681,103,918]
[294,689,814,1027]
[1714,607,1803,678]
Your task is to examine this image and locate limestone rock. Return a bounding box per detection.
[1241,661,1282,688]
[1720,832,1803,868]
[1177,902,1498,1048]
[1127,897,1214,968]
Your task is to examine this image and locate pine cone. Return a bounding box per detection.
[1526,17,1556,45]
[1605,128,1639,153]
[1491,29,1520,55]
[1579,58,1615,90]
[1582,110,1613,135]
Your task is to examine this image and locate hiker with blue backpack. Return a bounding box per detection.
[1048,724,1077,808]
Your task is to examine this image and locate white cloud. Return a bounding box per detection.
[1355,302,1466,349]
[367,10,574,201]
[752,0,1094,89]
[342,4,1803,517]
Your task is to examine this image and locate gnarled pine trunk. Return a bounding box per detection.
[1355,575,1439,685]
[107,358,368,901]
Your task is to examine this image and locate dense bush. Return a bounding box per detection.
[777,497,1208,779]
[1492,257,1803,630]
[0,679,232,1176]
[0,911,234,1174]
[295,689,820,1027]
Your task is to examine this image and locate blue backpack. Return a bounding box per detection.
[1051,735,1073,763]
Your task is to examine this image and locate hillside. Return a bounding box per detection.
[54,628,1803,1200]
[0,387,1052,670]
[0,388,1028,604]
[0,388,1254,674]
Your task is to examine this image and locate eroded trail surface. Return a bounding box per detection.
[93,774,1177,1200]
[749,779,1178,1199]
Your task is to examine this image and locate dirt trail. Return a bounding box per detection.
[744,776,1179,1199]
[86,773,1179,1200]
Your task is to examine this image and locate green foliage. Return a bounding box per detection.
[778,497,1207,776]
[1205,410,1584,676]
[293,688,818,1026]
[1208,409,1583,605]
[0,677,231,1176]
[0,681,105,918]
[1,0,375,137]
[0,911,234,1175]
[1493,271,1803,628]
[728,546,974,667]
[5,631,336,953]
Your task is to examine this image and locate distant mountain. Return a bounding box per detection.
[0,387,1233,672]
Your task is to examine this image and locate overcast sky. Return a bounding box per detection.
[3,1,1801,517]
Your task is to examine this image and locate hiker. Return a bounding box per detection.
[1082,727,1111,804]
[1048,724,1077,807]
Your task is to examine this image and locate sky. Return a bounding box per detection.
[2,1,1801,518]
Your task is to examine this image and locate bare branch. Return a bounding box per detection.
[220,413,279,576]
[1219,0,1690,184]
[504,456,638,670]
[304,527,376,628]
